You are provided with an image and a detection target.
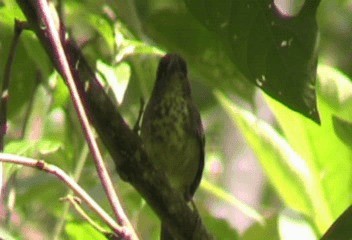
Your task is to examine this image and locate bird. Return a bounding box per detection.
[141,53,205,239]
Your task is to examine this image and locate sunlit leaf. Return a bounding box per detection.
[217,91,333,233]
[242,216,279,240]
[317,65,352,120]
[217,92,311,211]
[0,226,17,240]
[278,209,317,240]
[4,139,34,156]
[202,212,239,240]
[96,60,130,105]
[88,14,115,51]
[65,222,106,240]
[265,64,352,233]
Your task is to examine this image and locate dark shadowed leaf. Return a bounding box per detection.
[185,0,321,123]
[321,205,352,240]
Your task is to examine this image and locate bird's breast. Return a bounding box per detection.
[149,92,189,146]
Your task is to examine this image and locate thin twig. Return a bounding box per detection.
[0,20,26,151]
[34,1,137,239]
[0,153,125,237]
[61,195,112,236]
[52,143,89,240]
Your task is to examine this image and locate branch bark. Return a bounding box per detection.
[33,2,137,239]
[16,1,213,239]
[0,153,123,238]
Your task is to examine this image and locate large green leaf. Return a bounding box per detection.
[185,0,320,122]
[217,91,333,234]
[243,211,317,240]
[217,92,310,210]
[278,209,317,240]
[265,64,352,234]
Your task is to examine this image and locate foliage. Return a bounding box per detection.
[0,0,351,239]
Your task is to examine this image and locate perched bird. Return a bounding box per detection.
[141,53,205,239]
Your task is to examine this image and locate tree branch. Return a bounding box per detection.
[0,153,124,238]
[32,1,137,239]
[15,1,213,239]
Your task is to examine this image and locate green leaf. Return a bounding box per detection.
[185,0,320,122]
[4,139,34,156]
[16,174,65,214]
[0,24,38,119]
[21,30,52,78]
[4,138,63,157]
[278,209,317,240]
[216,92,311,210]
[265,64,352,233]
[202,212,239,240]
[216,91,333,233]
[36,139,63,155]
[88,14,115,51]
[0,0,26,24]
[51,73,70,108]
[242,216,279,240]
[96,60,131,105]
[243,210,317,240]
[332,116,352,148]
[65,222,106,240]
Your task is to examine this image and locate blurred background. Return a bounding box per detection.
[0,0,352,239]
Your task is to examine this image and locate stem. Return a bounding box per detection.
[0,153,125,237]
[34,1,137,239]
[52,144,89,240]
[61,195,112,236]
